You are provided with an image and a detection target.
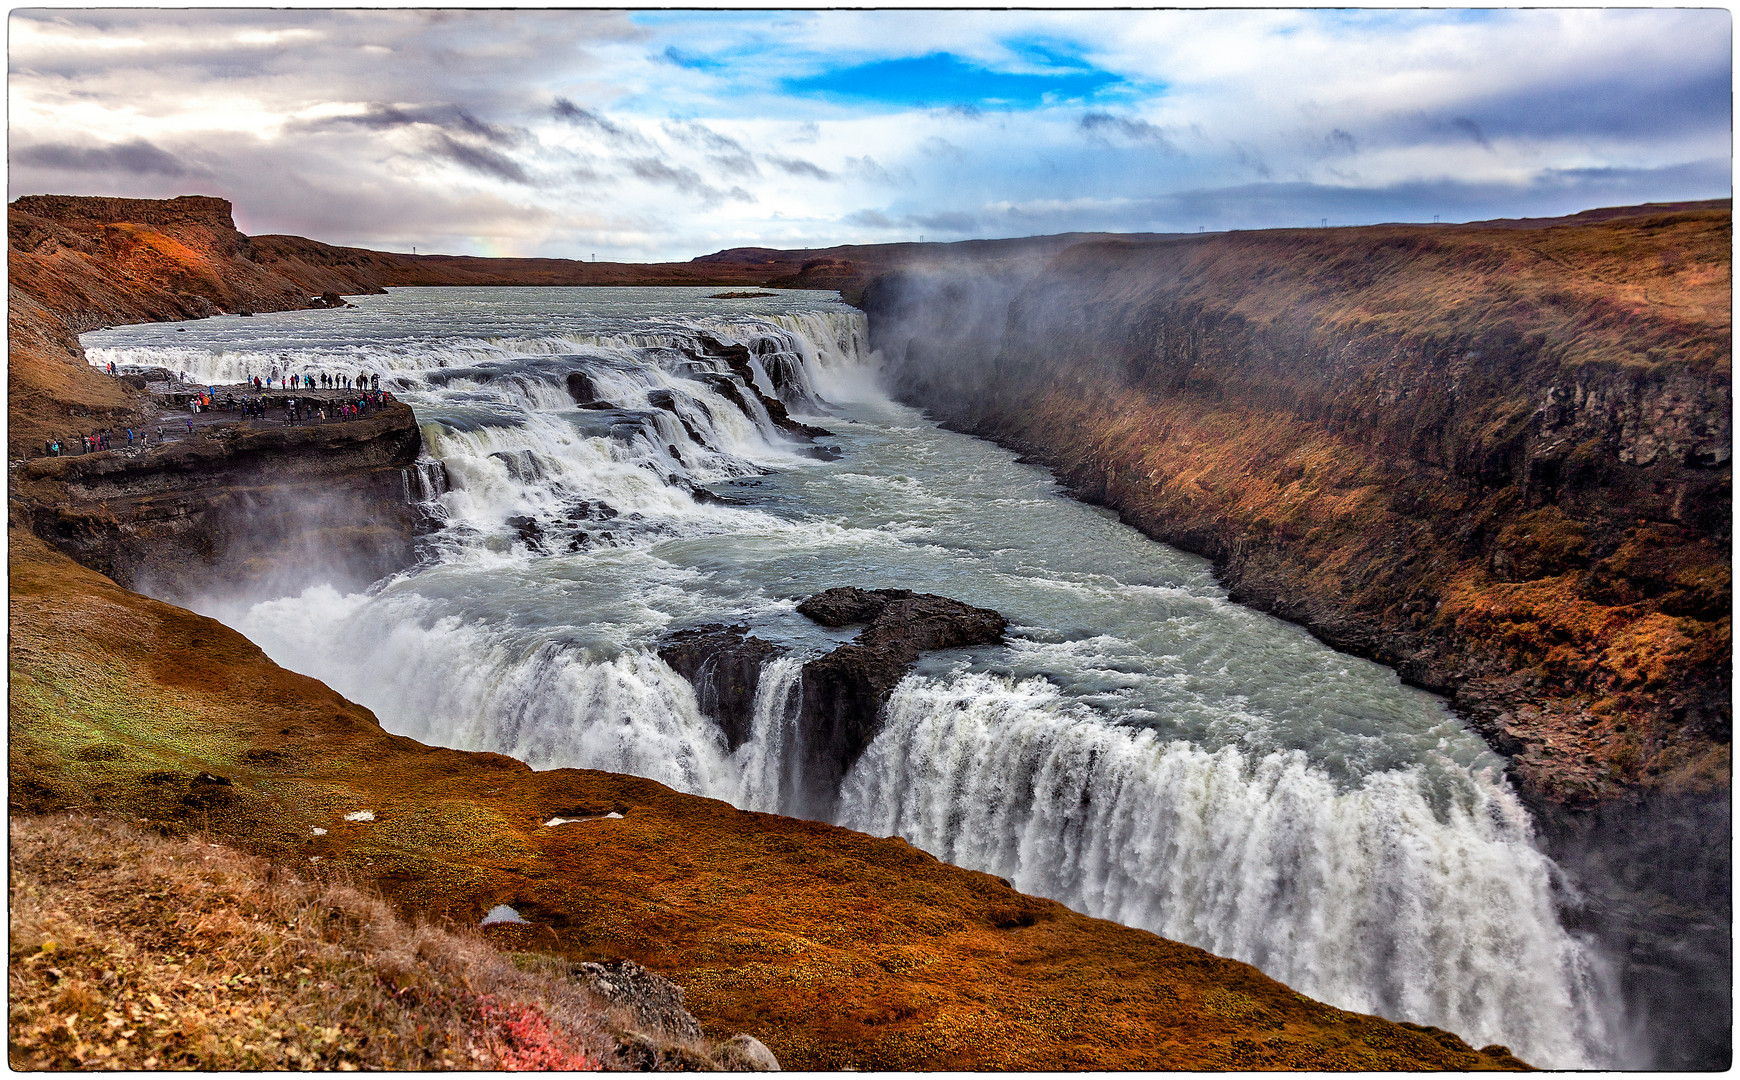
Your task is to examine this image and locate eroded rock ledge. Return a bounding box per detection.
[660,588,1007,814]
[11,403,425,599]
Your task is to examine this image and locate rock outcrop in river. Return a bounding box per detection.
[662,588,1007,814]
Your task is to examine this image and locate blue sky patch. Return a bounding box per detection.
[781,52,1122,109]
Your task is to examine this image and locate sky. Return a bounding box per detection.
[7,7,1732,261]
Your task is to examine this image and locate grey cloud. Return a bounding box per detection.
[662,122,762,180]
[13,139,190,177]
[626,157,750,206]
[664,119,746,154]
[766,155,834,181]
[628,157,708,192]
[553,98,649,148]
[842,207,975,234]
[918,137,962,160]
[306,102,519,146]
[429,134,530,183]
[790,122,820,145]
[1451,117,1491,150]
[906,211,979,233]
[847,155,907,186]
[1231,143,1272,180]
[12,9,644,107]
[707,153,761,180]
[1327,129,1357,155]
[844,209,897,228]
[932,104,984,121]
[972,159,1729,236]
[1079,112,1181,155]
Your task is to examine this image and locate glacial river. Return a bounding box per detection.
[83,286,1629,1067]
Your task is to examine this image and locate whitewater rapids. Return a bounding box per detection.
[84,286,1630,1066]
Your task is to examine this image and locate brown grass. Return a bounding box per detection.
[8,812,748,1071]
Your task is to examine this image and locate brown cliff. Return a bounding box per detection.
[12,403,423,600]
[868,204,1731,810]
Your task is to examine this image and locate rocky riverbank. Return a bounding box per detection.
[11,398,423,600]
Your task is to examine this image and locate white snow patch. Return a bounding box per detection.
[343,810,375,822]
[311,827,328,836]
[480,904,530,926]
[543,812,624,826]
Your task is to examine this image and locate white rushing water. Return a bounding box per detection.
[84,286,1630,1066]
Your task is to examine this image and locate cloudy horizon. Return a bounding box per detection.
[8,8,1732,261]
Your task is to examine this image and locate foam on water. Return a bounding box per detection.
[85,286,1630,1066]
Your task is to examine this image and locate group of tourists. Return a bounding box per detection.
[38,375,397,458]
[253,371,381,392]
[46,427,142,456]
[221,387,395,425]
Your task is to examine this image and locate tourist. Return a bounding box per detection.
[126,428,133,445]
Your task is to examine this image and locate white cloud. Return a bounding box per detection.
[7,9,1728,260]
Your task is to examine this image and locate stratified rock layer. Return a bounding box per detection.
[12,404,424,599]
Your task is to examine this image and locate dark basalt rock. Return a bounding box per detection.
[793,588,1007,814]
[658,625,785,750]
[505,514,544,551]
[659,590,1006,815]
[566,370,607,408]
[688,334,831,440]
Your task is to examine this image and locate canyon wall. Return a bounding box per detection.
[864,203,1732,1068]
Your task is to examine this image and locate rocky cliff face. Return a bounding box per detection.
[12,404,424,601]
[867,206,1730,809]
[864,203,1732,1069]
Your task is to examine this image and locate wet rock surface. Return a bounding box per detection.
[793,589,1007,813]
[12,402,425,600]
[658,625,785,750]
[659,589,1007,812]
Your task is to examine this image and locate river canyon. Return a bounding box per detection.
[80,285,1640,1067]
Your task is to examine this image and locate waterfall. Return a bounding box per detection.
[833,672,1624,1068]
[87,287,1631,1069]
